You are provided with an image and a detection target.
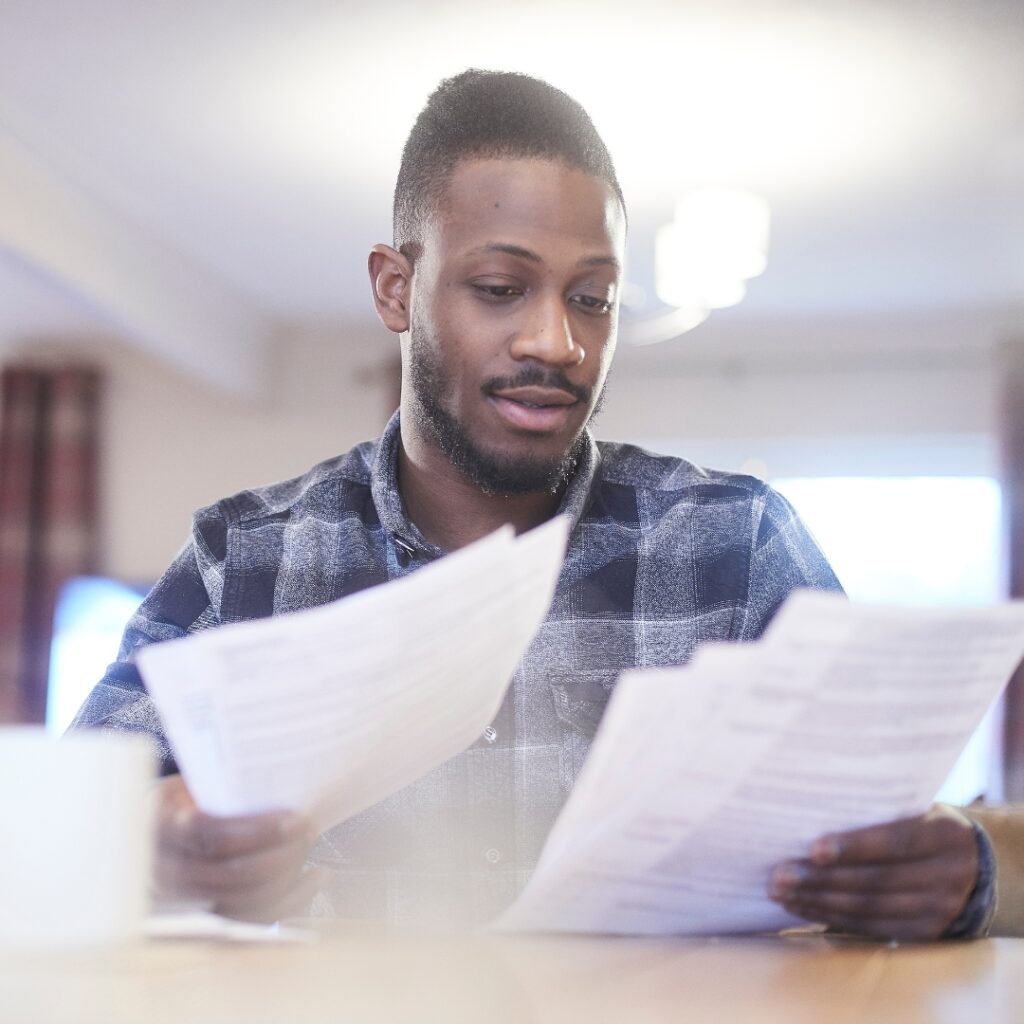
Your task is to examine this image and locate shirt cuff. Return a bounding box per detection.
[942,820,997,939]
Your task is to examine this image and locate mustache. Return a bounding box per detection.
[483,364,591,404]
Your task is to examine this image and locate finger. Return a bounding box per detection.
[174,834,312,899]
[791,907,955,943]
[162,807,308,861]
[810,808,974,867]
[770,854,972,899]
[779,885,966,928]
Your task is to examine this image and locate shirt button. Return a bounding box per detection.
[484,848,501,865]
[483,726,497,743]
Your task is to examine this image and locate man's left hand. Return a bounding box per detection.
[768,805,979,941]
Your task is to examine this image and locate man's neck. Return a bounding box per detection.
[396,431,563,552]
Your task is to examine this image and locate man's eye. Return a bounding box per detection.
[573,295,613,315]
[475,284,522,300]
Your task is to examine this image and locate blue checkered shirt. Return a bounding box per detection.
[75,411,989,932]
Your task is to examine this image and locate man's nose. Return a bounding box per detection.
[509,296,586,368]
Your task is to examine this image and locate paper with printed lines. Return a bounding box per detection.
[138,517,569,832]
[500,591,1024,936]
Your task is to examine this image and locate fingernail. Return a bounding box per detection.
[811,837,839,864]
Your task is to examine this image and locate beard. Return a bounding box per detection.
[406,324,605,497]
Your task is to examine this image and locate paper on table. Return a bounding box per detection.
[146,910,316,944]
[138,517,569,832]
[501,591,1024,936]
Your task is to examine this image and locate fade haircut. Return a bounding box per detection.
[393,69,625,258]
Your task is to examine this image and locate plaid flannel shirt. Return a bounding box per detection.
[73,410,992,932]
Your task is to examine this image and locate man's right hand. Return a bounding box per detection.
[153,774,318,922]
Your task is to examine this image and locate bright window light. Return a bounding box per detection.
[772,476,1004,804]
[47,577,147,735]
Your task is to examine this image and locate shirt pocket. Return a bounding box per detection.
[548,671,617,740]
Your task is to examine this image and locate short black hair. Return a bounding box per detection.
[393,69,625,256]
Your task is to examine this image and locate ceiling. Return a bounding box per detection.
[1,0,1022,387]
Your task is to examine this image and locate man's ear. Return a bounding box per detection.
[368,244,413,334]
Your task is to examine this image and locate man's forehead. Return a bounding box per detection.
[429,156,625,259]
[463,241,621,272]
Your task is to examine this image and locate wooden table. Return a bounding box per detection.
[2,924,1022,1023]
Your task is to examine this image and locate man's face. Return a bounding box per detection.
[403,158,625,495]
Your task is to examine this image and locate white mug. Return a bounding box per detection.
[0,727,156,950]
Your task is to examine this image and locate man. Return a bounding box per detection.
[75,70,992,939]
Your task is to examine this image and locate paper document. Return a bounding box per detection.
[146,911,316,944]
[501,591,1024,936]
[138,517,569,831]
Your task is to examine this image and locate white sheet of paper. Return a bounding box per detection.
[501,591,1024,936]
[146,911,316,944]
[138,517,569,831]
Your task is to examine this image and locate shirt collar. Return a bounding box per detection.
[371,408,601,558]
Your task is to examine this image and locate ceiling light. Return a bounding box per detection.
[655,189,770,310]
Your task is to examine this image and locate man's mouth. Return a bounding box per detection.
[487,386,580,433]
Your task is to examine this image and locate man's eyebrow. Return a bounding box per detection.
[466,243,543,263]
[465,243,621,271]
[577,254,621,271]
